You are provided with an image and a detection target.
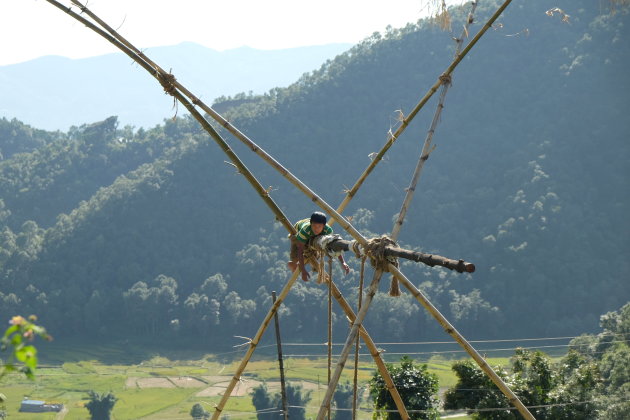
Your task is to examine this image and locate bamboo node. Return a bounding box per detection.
[439,73,452,86]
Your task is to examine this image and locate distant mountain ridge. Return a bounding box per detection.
[0,42,351,130]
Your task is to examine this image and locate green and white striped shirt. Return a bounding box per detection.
[294,218,333,244]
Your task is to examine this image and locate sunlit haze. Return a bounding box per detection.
[1,1,464,66]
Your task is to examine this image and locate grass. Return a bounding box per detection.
[1,344,561,420]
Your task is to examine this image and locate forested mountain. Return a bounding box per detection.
[0,0,628,349]
[0,42,351,130]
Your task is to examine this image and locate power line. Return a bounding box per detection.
[281,339,630,358]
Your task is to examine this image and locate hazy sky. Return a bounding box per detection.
[1,0,460,66]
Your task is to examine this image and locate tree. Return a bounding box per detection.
[251,382,273,420]
[571,302,630,419]
[251,382,312,420]
[85,391,117,420]
[369,356,439,420]
[190,403,210,420]
[444,348,600,420]
[274,383,311,420]
[333,381,359,420]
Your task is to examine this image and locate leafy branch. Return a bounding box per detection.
[1,315,51,381]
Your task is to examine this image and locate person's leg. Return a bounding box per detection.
[287,236,298,272]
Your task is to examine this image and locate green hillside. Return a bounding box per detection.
[0,0,628,348]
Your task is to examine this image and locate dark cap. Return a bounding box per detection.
[310,211,327,224]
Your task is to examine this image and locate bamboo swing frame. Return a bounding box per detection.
[38,1,535,419]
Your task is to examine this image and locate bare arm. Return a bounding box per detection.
[337,254,350,275]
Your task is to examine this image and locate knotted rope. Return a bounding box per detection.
[365,235,400,296]
[303,238,329,284]
[157,70,179,118]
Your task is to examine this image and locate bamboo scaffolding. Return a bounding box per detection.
[332,0,513,224]
[391,1,479,241]
[42,2,530,418]
[389,264,536,420]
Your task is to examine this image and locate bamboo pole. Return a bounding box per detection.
[351,259,365,420]
[211,270,299,420]
[44,0,295,237]
[329,280,410,420]
[331,0,513,224]
[272,291,289,420]
[316,270,383,420]
[391,1,479,241]
[326,256,333,420]
[388,264,536,420]
[58,0,364,244]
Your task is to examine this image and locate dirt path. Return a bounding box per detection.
[54,406,69,419]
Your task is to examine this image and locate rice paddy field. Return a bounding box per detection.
[0,342,514,419]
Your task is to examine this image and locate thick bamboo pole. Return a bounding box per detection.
[316,270,383,420]
[351,259,364,420]
[44,0,295,236]
[388,264,536,420]
[58,0,363,244]
[329,281,410,420]
[391,1,479,241]
[212,270,299,420]
[326,257,333,420]
[332,0,512,224]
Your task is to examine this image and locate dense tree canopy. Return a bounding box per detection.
[0,0,627,348]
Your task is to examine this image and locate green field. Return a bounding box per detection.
[1,346,518,420]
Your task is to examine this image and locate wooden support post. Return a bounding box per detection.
[326,257,333,420]
[211,270,299,420]
[316,270,384,420]
[272,291,289,420]
[389,264,536,420]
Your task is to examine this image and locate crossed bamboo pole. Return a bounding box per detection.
[41,1,533,419]
[44,1,410,417]
[391,1,479,241]
[332,0,513,222]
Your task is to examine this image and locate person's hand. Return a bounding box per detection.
[301,269,310,282]
[342,262,350,275]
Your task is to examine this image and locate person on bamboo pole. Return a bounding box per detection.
[288,211,350,281]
